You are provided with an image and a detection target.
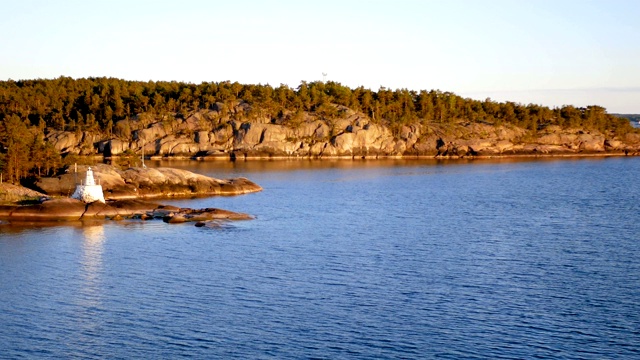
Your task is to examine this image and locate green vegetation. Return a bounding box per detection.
[612,114,640,124]
[0,76,635,183]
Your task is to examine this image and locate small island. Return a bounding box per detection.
[1,78,639,189]
[0,165,261,226]
[0,77,638,226]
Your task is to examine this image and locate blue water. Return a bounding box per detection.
[1,157,639,359]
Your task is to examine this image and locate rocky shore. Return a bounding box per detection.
[0,183,46,203]
[0,165,261,225]
[45,108,640,160]
[0,198,253,226]
[33,164,262,199]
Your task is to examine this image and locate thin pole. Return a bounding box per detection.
[141,141,146,168]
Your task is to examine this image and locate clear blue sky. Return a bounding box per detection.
[1,0,639,113]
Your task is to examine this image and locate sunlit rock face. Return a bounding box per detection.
[44,109,640,159]
[36,164,262,199]
[71,167,105,203]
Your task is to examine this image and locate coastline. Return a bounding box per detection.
[0,198,254,225]
[1,152,634,219]
[141,150,637,162]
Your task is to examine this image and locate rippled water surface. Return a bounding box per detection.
[1,157,639,359]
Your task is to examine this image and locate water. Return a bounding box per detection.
[1,157,639,359]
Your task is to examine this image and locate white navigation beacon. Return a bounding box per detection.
[71,167,105,203]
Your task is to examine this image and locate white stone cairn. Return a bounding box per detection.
[71,167,105,203]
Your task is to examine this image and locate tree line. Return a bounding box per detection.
[0,76,634,183]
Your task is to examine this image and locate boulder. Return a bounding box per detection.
[235,122,264,146]
[162,206,252,224]
[0,183,47,203]
[604,139,623,150]
[332,133,355,155]
[295,120,330,139]
[495,140,515,153]
[253,141,300,157]
[461,139,494,153]
[261,124,292,143]
[180,207,253,221]
[156,135,200,155]
[34,173,78,197]
[46,131,80,153]
[134,123,168,141]
[399,125,419,147]
[34,164,125,196]
[578,134,605,152]
[411,136,439,155]
[105,139,130,156]
[163,213,188,224]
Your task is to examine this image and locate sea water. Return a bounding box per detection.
[1,157,639,359]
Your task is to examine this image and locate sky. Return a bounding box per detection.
[1,0,639,113]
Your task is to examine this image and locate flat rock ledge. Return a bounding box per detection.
[0,198,253,225]
[34,165,263,199]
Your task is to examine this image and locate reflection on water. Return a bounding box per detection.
[79,224,105,301]
[1,157,639,359]
[75,224,106,342]
[147,156,616,178]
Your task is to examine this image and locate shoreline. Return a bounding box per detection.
[0,198,254,225]
[134,151,637,162]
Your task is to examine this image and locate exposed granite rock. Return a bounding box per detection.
[0,198,253,223]
[0,198,86,220]
[0,183,47,203]
[43,109,640,159]
[33,165,262,199]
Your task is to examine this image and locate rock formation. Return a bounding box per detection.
[0,198,253,224]
[34,164,262,199]
[44,108,640,160]
[0,183,47,204]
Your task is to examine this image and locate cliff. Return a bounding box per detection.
[46,107,640,160]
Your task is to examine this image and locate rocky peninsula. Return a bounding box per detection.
[2,78,639,188]
[0,198,253,224]
[2,78,639,199]
[33,164,262,199]
[0,165,261,225]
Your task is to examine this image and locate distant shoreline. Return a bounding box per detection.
[131,151,637,162]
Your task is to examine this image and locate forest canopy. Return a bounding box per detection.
[0,76,635,183]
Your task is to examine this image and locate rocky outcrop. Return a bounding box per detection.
[47,130,102,155]
[33,164,262,199]
[0,198,253,223]
[0,198,87,220]
[161,207,252,223]
[44,108,640,159]
[0,183,47,204]
[426,123,640,158]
